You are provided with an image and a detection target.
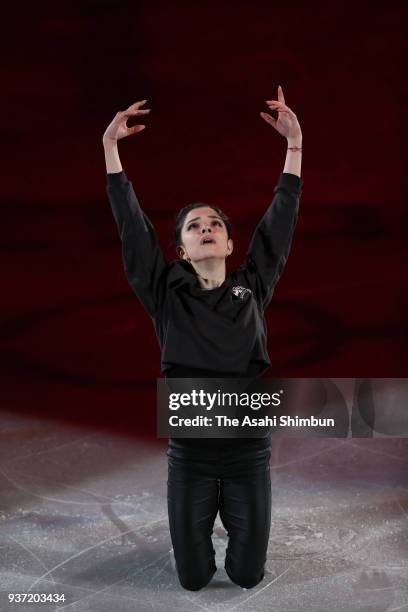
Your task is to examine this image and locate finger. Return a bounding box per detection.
[260,112,277,127]
[266,100,287,108]
[266,103,289,114]
[265,100,285,109]
[124,100,149,114]
[131,99,148,109]
[122,107,151,118]
[277,85,285,104]
[128,125,146,134]
[275,100,296,116]
[267,101,292,114]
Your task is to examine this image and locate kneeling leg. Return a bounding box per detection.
[220,463,271,589]
[168,463,219,591]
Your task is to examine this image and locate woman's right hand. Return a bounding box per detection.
[102,100,151,144]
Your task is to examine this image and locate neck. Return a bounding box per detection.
[190,258,226,290]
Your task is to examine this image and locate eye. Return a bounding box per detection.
[212,220,222,227]
[187,222,198,230]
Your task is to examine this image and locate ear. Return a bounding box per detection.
[176,246,185,259]
[226,238,234,256]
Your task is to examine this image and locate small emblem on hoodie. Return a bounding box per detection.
[231,285,252,300]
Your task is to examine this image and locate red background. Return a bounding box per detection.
[2,2,406,430]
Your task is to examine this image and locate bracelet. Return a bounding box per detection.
[287,145,302,152]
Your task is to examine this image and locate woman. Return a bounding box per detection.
[102,86,303,591]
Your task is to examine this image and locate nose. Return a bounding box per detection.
[201,226,212,233]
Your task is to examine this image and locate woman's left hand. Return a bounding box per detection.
[260,85,302,140]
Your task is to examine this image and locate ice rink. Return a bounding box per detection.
[1,410,407,611]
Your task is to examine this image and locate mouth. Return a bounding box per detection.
[201,237,216,245]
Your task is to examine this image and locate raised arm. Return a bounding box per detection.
[244,86,304,308]
[260,84,302,178]
[102,101,167,318]
[103,100,150,173]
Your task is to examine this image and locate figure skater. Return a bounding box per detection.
[102,85,303,591]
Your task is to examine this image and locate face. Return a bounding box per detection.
[178,207,233,263]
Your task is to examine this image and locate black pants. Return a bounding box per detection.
[167,438,272,591]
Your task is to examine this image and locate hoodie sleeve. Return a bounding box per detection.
[244,172,304,309]
[106,171,167,318]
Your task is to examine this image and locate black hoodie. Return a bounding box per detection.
[106,170,304,379]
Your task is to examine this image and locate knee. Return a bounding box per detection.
[173,553,216,591]
[179,578,208,591]
[178,568,216,591]
[225,565,265,589]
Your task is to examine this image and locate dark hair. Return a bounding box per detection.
[173,202,232,249]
